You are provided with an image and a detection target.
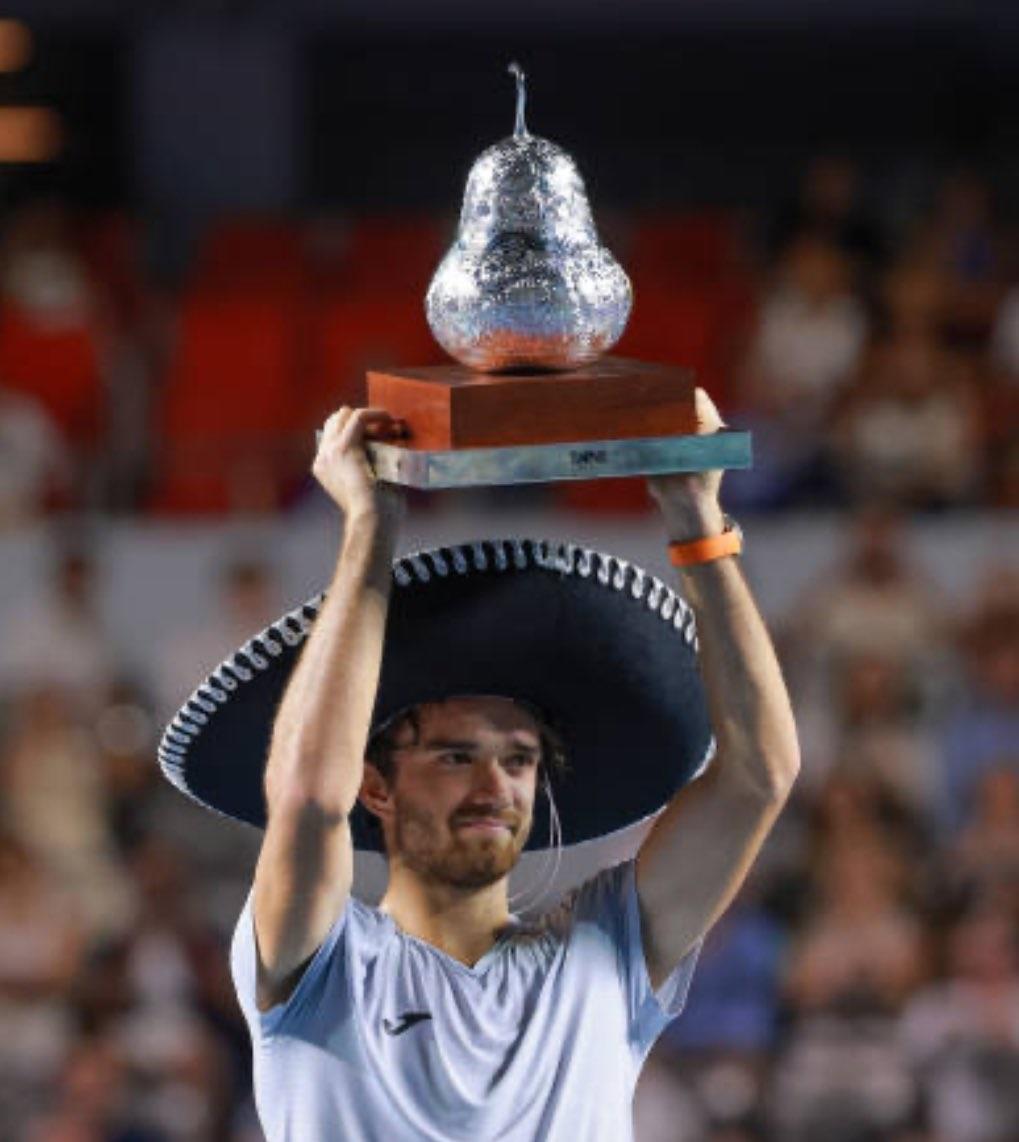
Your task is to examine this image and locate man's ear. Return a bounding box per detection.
[358,762,394,825]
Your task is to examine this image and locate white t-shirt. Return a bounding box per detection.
[231,859,699,1141]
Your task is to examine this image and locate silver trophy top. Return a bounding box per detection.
[425,63,632,373]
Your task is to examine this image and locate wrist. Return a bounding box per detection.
[341,507,398,558]
[659,500,726,544]
[338,514,399,590]
[344,487,404,531]
[667,513,742,569]
[343,506,384,535]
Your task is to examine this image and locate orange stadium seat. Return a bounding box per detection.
[305,292,444,427]
[0,303,102,444]
[148,286,307,514]
[195,217,306,291]
[330,215,449,294]
[628,210,747,286]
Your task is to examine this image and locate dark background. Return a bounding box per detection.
[4,9,1019,214]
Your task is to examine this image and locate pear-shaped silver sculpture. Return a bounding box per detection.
[426,63,633,373]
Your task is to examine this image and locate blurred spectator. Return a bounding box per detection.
[766,154,887,277]
[805,776,928,881]
[907,171,1002,343]
[0,545,118,712]
[0,200,111,512]
[93,682,163,854]
[730,234,867,507]
[0,384,72,526]
[1,686,136,938]
[822,652,941,817]
[0,832,84,1130]
[949,768,1019,905]
[28,838,245,1140]
[940,571,1019,833]
[770,1010,919,1141]
[112,838,236,1139]
[774,805,925,1139]
[831,336,983,509]
[749,236,868,417]
[634,1054,708,1142]
[786,510,946,733]
[921,172,998,285]
[986,296,1019,507]
[880,261,949,339]
[0,199,94,330]
[786,838,925,1015]
[22,1034,155,1142]
[902,909,1019,1142]
[150,556,280,722]
[989,287,1019,380]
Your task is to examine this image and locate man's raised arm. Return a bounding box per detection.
[636,391,800,990]
[253,406,406,1011]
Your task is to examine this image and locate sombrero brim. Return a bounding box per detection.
[159,538,713,904]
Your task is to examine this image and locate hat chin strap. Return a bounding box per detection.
[508,770,563,914]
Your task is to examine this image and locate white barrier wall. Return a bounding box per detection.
[0,505,1015,701]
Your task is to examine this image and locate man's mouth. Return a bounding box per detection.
[455,818,512,833]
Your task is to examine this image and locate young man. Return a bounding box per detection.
[223,394,800,1139]
[152,392,796,1139]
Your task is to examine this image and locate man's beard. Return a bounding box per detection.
[391,798,532,890]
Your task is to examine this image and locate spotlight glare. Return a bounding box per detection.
[0,108,62,163]
[0,20,32,73]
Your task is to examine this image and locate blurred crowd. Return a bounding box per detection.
[0,156,1016,1142]
[0,155,1017,521]
[636,511,1018,1142]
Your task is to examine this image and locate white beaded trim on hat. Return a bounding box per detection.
[158,538,696,802]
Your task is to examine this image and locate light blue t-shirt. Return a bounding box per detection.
[230,859,699,1141]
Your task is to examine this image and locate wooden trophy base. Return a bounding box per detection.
[363,356,752,489]
[366,356,699,451]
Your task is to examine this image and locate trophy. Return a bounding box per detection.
[364,63,751,489]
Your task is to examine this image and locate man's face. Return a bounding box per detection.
[365,696,541,891]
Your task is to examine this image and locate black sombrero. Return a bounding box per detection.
[159,537,713,912]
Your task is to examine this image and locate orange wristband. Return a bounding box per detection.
[668,518,743,567]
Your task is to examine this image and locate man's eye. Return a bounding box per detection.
[440,752,473,765]
[506,754,537,768]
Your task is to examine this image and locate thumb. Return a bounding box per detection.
[694,388,727,434]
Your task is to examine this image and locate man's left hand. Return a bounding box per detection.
[647,388,727,542]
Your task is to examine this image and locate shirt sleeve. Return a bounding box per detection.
[229,889,351,1041]
[570,859,701,1060]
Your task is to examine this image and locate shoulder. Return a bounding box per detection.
[229,890,390,1035]
[533,860,637,941]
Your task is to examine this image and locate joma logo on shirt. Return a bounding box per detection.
[383,1012,433,1036]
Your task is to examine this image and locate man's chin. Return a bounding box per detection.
[438,835,523,888]
[395,818,532,890]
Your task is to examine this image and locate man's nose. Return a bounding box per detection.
[471,757,512,799]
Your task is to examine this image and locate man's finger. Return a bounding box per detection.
[336,408,395,448]
[693,388,726,434]
[317,407,407,450]
[317,406,352,444]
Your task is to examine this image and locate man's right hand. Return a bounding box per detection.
[256,405,407,1012]
[312,406,408,525]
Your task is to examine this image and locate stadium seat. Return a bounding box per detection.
[148,285,306,513]
[0,303,102,444]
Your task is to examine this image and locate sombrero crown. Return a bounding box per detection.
[159,538,713,904]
